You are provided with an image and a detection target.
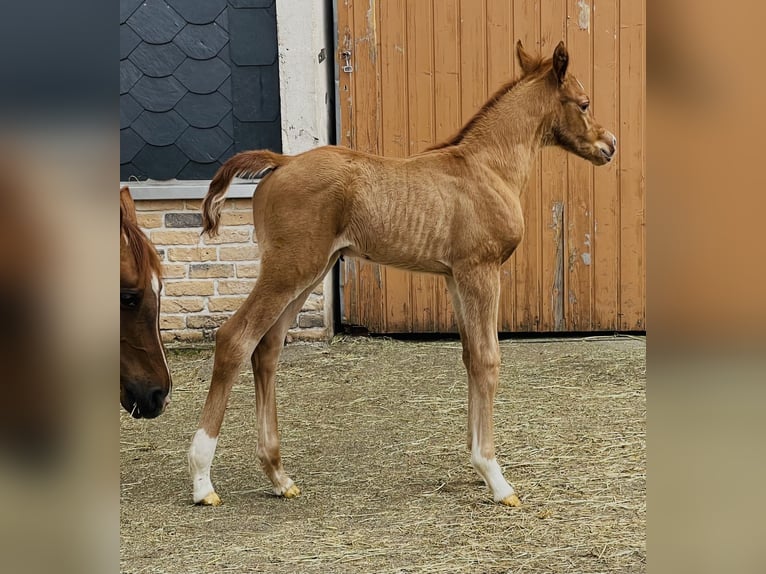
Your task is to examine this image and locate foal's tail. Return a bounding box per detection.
[202,150,287,236]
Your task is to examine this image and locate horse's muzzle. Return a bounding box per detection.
[122,381,169,419]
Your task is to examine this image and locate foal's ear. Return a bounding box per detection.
[552,41,569,84]
[516,40,538,75]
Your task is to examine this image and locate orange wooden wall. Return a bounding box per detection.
[336,0,645,333]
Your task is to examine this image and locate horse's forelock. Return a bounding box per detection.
[121,216,162,280]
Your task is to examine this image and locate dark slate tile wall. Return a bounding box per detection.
[120,0,281,182]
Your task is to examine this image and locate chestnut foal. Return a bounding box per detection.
[189,41,616,506]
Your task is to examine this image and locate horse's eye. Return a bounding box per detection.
[121,291,140,309]
[579,101,590,112]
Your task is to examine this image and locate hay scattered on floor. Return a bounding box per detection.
[121,336,645,573]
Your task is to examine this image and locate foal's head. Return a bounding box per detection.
[120,187,171,419]
[518,40,617,165]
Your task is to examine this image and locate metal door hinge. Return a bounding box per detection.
[340,50,353,73]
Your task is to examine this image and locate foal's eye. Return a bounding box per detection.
[121,291,140,309]
[579,101,590,112]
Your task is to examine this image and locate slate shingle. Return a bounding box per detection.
[176,92,230,128]
[220,144,235,163]
[218,76,232,102]
[132,110,189,146]
[120,94,143,129]
[120,25,141,59]
[120,59,142,95]
[177,161,220,180]
[229,0,275,8]
[215,8,229,32]
[231,65,280,122]
[176,126,231,163]
[129,42,186,77]
[131,75,187,112]
[120,128,145,164]
[133,144,190,181]
[173,23,228,59]
[175,57,230,93]
[127,0,185,44]
[229,8,277,66]
[166,0,226,25]
[120,0,143,24]
[220,112,234,138]
[120,162,142,182]
[234,118,281,152]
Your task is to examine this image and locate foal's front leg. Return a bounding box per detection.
[453,267,521,507]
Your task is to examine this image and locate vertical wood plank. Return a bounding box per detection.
[565,0,595,330]
[432,0,461,333]
[432,0,461,143]
[459,0,487,122]
[486,0,515,331]
[407,0,435,155]
[592,0,620,330]
[513,0,542,331]
[379,0,412,332]
[351,0,386,332]
[619,0,645,330]
[336,0,355,152]
[407,0,442,332]
[337,0,358,326]
[540,0,568,331]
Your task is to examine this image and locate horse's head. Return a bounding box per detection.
[517,40,617,166]
[120,187,171,419]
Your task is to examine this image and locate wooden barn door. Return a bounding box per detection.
[335,0,645,333]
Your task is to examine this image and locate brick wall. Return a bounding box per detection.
[135,198,330,344]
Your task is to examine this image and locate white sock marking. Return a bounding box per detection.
[189,429,218,502]
[471,437,515,502]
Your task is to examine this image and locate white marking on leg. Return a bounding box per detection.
[188,429,218,503]
[471,436,515,502]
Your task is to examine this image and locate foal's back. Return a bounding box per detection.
[254,145,523,271]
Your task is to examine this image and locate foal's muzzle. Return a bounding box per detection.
[598,132,618,162]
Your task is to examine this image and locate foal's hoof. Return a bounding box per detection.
[196,492,222,506]
[281,484,301,499]
[500,494,522,507]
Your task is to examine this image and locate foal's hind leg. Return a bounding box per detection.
[250,310,303,498]
[452,266,521,507]
[189,255,331,505]
[252,257,337,498]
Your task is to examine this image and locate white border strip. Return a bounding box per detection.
[122,180,260,201]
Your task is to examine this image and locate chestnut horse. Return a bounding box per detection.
[189,42,616,506]
[120,186,172,418]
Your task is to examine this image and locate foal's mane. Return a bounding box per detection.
[427,57,552,151]
[120,196,162,279]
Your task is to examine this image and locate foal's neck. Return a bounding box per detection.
[462,81,553,193]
